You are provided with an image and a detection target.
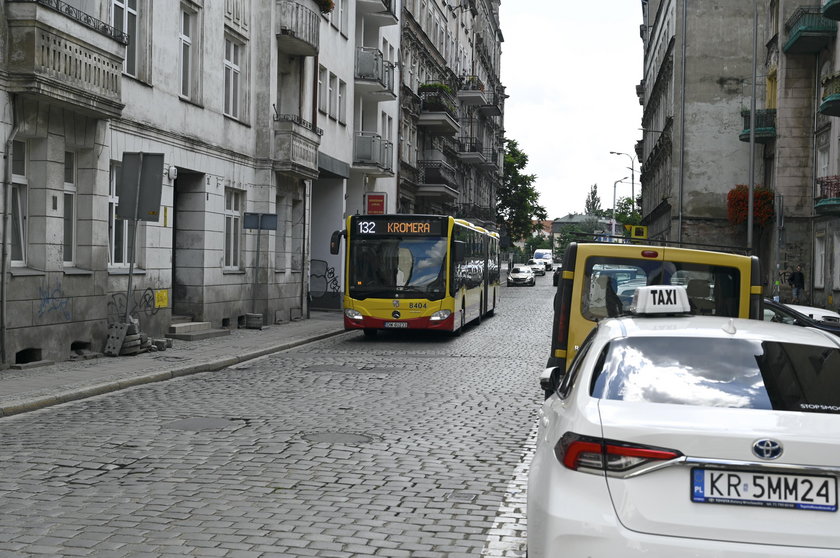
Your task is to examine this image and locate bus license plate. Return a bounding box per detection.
[384,322,408,328]
[691,468,837,512]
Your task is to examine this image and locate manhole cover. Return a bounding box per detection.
[302,432,375,444]
[165,418,245,431]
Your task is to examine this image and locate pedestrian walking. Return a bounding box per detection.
[788,264,805,303]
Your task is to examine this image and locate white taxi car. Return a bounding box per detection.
[530,285,840,557]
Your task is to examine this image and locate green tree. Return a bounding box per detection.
[584,184,604,217]
[553,217,602,259]
[496,139,547,242]
[612,196,642,236]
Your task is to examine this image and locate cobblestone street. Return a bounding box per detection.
[0,277,554,557]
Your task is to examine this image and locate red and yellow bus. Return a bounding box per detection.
[330,215,500,336]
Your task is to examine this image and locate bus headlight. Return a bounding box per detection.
[344,309,363,321]
[429,310,451,322]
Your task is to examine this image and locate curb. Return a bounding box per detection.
[0,328,349,419]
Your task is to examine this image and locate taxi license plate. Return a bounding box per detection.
[691,468,837,512]
[383,322,408,328]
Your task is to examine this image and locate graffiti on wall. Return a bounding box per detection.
[38,282,71,321]
[309,259,340,298]
[107,287,160,325]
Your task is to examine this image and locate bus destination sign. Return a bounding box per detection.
[354,217,444,236]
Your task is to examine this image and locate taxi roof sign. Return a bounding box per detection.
[632,285,691,315]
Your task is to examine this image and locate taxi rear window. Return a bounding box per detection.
[591,337,840,413]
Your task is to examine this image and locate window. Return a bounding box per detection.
[63,152,76,266]
[291,198,303,271]
[108,163,135,266]
[328,73,338,119]
[834,233,840,290]
[180,6,202,100]
[224,189,242,269]
[113,0,138,76]
[224,37,241,118]
[318,65,328,113]
[816,235,826,289]
[11,140,27,266]
[338,79,346,124]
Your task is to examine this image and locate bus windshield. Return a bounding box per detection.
[348,237,448,300]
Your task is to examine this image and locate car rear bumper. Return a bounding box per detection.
[528,454,838,558]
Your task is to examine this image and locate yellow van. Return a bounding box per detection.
[546,242,762,380]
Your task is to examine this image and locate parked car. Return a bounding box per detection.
[786,304,840,324]
[507,265,536,287]
[530,285,840,556]
[527,259,546,276]
[762,298,840,337]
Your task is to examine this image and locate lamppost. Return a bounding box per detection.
[612,176,629,237]
[610,151,637,209]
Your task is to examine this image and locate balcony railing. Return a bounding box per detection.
[816,175,840,214]
[820,72,840,116]
[419,160,458,189]
[355,47,396,99]
[783,6,836,53]
[272,113,322,179]
[276,0,320,56]
[458,75,487,105]
[353,131,393,174]
[823,0,840,21]
[418,82,459,135]
[738,109,777,143]
[6,0,126,117]
[478,91,503,116]
[8,0,128,43]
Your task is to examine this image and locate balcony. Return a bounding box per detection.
[353,131,394,176]
[356,0,398,27]
[816,175,840,214]
[478,91,503,117]
[355,48,396,100]
[457,137,486,164]
[276,0,320,56]
[823,0,840,20]
[418,83,460,135]
[481,149,500,171]
[457,76,488,106]
[6,0,127,118]
[783,6,836,54]
[272,113,322,179]
[738,109,777,143]
[820,72,840,115]
[417,160,459,202]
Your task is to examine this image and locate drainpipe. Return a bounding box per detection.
[811,53,821,305]
[677,0,687,244]
[2,97,19,367]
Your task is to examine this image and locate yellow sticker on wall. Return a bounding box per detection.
[155,289,169,309]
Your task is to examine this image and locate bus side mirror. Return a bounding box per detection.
[540,367,564,399]
[329,230,345,255]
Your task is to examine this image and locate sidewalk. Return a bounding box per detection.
[0,311,347,418]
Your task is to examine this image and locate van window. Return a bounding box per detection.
[581,257,741,320]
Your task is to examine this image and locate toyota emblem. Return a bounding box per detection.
[752,439,783,460]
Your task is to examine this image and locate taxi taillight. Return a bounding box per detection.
[555,432,682,475]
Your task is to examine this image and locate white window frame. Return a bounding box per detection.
[108,162,134,267]
[338,79,346,124]
[328,72,338,119]
[224,37,241,119]
[180,8,194,99]
[224,188,242,270]
[63,151,77,266]
[834,232,840,290]
[11,140,28,267]
[318,65,328,114]
[815,234,826,289]
[113,0,138,77]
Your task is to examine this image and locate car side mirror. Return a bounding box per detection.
[539,366,565,399]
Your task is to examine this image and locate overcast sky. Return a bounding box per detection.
[498,1,644,220]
